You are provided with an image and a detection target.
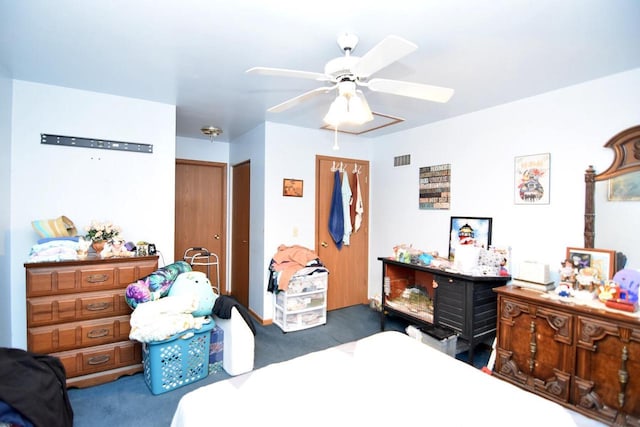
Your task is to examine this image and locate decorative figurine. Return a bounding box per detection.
[559,259,576,287]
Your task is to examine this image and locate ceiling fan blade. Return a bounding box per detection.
[367,78,454,103]
[354,35,418,78]
[267,86,336,113]
[246,67,330,82]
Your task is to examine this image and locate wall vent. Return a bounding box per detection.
[394,154,411,167]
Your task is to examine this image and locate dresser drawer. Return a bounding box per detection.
[55,340,142,378]
[28,315,132,353]
[27,290,131,326]
[26,257,158,297]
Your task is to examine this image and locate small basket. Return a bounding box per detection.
[142,319,215,395]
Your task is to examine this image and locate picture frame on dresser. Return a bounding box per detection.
[566,247,616,280]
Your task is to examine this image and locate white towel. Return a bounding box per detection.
[354,172,364,232]
[341,170,353,246]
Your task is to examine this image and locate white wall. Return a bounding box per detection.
[0,67,12,346]
[8,81,176,349]
[229,124,266,317]
[369,68,640,297]
[261,123,373,318]
[176,135,229,162]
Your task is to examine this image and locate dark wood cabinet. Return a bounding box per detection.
[25,255,158,388]
[378,257,510,363]
[494,286,640,426]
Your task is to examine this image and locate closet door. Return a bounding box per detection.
[175,159,227,292]
[315,155,369,310]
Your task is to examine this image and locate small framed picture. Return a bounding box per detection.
[283,178,303,197]
[514,153,550,204]
[566,247,616,280]
[448,216,493,261]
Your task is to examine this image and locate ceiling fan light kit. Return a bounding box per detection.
[323,81,374,127]
[200,126,223,142]
[247,32,454,129]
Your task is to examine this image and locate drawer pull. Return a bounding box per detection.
[87,355,110,365]
[87,328,110,338]
[86,302,109,311]
[87,274,109,283]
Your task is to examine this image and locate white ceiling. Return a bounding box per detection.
[1,0,639,143]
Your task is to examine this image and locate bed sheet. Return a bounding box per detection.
[171,331,606,427]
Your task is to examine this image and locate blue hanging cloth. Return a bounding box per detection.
[328,169,344,249]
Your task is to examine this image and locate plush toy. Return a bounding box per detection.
[125,261,192,309]
[597,281,618,302]
[168,271,217,317]
[612,268,640,303]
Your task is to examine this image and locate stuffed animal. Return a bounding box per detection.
[612,268,640,303]
[125,261,192,309]
[168,271,217,317]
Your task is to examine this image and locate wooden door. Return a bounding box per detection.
[231,161,250,308]
[175,159,227,293]
[315,155,370,310]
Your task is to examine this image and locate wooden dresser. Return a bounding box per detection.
[25,255,158,388]
[494,285,640,426]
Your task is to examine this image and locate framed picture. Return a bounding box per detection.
[419,163,451,210]
[514,153,550,204]
[283,178,303,197]
[448,216,492,260]
[566,247,616,280]
[608,170,640,201]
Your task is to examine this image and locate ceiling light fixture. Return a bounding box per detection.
[200,126,223,142]
[323,81,374,127]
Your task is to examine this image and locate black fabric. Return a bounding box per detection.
[212,295,257,336]
[0,348,73,427]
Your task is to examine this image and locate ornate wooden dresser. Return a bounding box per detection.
[25,255,158,388]
[494,285,640,426]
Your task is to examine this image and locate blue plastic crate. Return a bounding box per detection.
[143,319,215,395]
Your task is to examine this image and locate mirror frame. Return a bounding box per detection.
[584,125,640,248]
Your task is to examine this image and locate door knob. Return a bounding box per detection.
[214,234,220,240]
[321,241,328,248]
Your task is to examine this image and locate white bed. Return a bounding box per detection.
[171,331,605,427]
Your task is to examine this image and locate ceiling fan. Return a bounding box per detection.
[246,33,454,125]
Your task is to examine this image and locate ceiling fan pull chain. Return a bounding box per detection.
[333,125,340,151]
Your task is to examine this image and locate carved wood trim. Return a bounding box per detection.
[574,376,618,423]
[577,316,617,348]
[496,348,528,385]
[533,368,571,401]
[541,309,572,344]
[501,300,524,320]
[584,125,640,248]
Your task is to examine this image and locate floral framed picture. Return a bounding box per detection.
[566,247,616,280]
[514,153,550,204]
[448,216,492,261]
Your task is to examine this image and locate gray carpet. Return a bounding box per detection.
[67,304,488,427]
